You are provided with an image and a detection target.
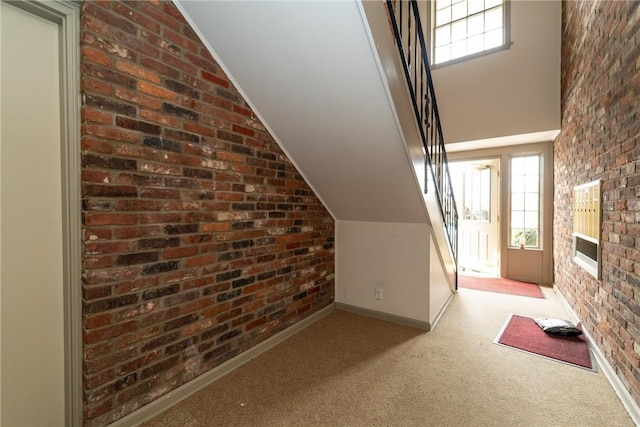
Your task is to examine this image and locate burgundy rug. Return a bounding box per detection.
[495,314,595,371]
[458,275,545,299]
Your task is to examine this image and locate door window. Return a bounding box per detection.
[463,166,490,222]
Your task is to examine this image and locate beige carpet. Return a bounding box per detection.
[142,286,634,426]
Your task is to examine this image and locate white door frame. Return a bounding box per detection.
[1,1,82,425]
[451,157,501,276]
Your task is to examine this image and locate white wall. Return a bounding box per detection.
[336,220,431,323]
[432,0,561,144]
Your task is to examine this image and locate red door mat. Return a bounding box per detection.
[494,314,596,371]
[458,275,545,299]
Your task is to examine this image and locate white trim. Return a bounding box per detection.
[445,130,560,153]
[111,304,335,427]
[429,290,455,329]
[336,302,431,331]
[554,286,640,426]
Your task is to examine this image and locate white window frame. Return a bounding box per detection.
[509,154,541,250]
[430,0,511,68]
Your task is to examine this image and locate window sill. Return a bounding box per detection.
[431,42,513,70]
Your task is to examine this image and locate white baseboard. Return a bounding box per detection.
[554,286,640,426]
[335,302,430,330]
[111,303,336,427]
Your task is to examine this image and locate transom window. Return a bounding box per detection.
[433,0,508,65]
[510,155,540,248]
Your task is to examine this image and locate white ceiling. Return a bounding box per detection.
[175,0,430,223]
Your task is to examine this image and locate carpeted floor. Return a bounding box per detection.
[142,287,634,427]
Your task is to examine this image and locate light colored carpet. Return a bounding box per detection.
[142,286,634,426]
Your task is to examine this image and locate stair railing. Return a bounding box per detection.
[385,0,459,274]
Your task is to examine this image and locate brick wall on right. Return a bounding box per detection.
[555,0,640,404]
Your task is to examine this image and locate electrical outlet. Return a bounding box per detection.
[375,288,383,300]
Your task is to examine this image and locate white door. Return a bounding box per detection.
[1,3,66,425]
[452,159,500,276]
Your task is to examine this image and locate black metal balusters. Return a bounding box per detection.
[386,0,459,270]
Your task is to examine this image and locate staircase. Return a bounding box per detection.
[380,0,459,275]
[175,0,458,328]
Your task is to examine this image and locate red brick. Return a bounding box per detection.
[84,213,138,226]
[82,137,113,155]
[162,27,199,52]
[113,2,161,33]
[138,81,179,102]
[163,246,198,260]
[115,60,161,84]
[82,46,112,67]
[85,321,137,345]
[115,87,163,110]
[80,1,335,424]
[139,2,181,32]
[83,107,114,125]
[556,0,640,410]
[201,70,229,88]
[139,109,181,128]
[84,124,140,143]
[232,124,255,137]
[83,77,113,96]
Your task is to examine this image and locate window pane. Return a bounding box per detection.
[513,229,538,247]
[452,0,468,21]
[485,0,502,8]
[435,45,451,63]
[485,6,502,30]
[467,13,484,36]
[451,20,467,41]
[524,193,539,210]
[451,40,467,59]
[437,0,452,10]
[436,6,452,26]
[467,34,483,54]
[525,176,539,192]
[529,230,539,246]
[512,193,524,210]
[511,176,524,192]
[511,230,521,246]
[435,25,451,47]
[468,0,484,15]
[511,212,524,228]
[525,156,540,175]
[511,157,524,172]
[484,28,503,49]
[525,211,538,228]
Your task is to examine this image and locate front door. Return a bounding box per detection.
[451,158,500,276]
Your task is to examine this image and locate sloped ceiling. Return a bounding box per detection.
[176,0,429,223]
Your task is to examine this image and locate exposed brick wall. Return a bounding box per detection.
[80,1,335,425]
[555,0,640,406]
